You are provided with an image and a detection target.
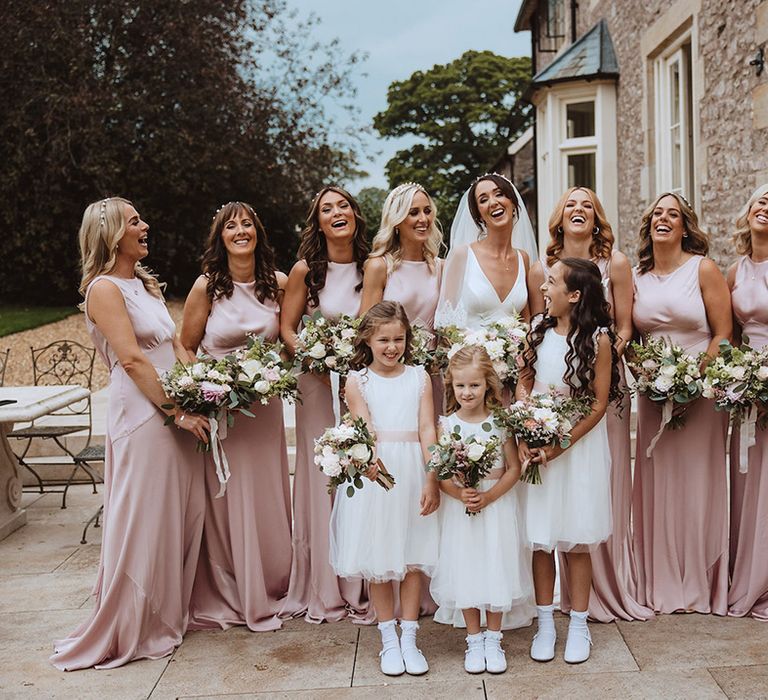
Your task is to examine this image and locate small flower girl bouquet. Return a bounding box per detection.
[295,311,359,375]
[233,335,299,406]
[626,336,703,456]
[702,339,768,471]
[161,357,239,496]
[314,414,396,497]
[427,421,501,515]
[500,392,591,485]
[410,325,443,373]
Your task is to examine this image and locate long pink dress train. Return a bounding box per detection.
[559,254,653,621]
[280,262,369,623]
[632,256,729,615]
[728,255,768,619]
[51,276,205,670]
[188,281,292,632]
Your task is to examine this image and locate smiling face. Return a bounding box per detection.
[748,190,768,237]
[451,364,488,413]
[474,179,517,230]
[650,194,685,247]
[397,190,433,246]
[221,206,257,258]
[561,188,596,238]
[540,260,578,318]
[318,191,355,243]
[368,320,407,370]
[116,203,149,262]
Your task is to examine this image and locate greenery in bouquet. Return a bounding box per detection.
[233,335,299,407]
[427,420,501,515]
[295,311,359,375]
[410,325,443,373]
[314,413,396,497]
[498,391,591,484]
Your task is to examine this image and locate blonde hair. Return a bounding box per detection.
[733,183,768,255]
[546,187,614,267]
[78,197,163,300]
[444,346,503,415]
[370,183,442,275]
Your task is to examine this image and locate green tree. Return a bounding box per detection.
[374,50,532,234]
[0,0,365,303]
[356,186,388,235]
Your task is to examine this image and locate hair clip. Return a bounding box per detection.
[391,181,424,194]
[472,172,515,187]
[98,198,109,230]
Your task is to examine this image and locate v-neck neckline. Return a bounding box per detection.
[468,246,520,304]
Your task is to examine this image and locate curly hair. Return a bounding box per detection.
[444,345,503,415]
[636,192,709,274]
[467,174,520,232]
[546,187,614,267]
[732,183,768,256]
[350,301,413,370]
[522,258,622,404]
[370,183,443,274]
[298,186,369,308]
[201,201,279,303]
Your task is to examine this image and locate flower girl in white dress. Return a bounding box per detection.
[430,346,535,674]
[329,301,440,676]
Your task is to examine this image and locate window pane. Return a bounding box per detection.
[567,153,596,191]
[567,101,595,138]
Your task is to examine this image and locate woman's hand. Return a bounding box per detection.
[174,410,210,444]
[534,444,564,463]
[420,480,440,516]
[364,459,380,482]
[517,440,534,466]
[464,488,494,513]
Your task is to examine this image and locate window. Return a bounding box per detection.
[560,98,597,190]
[538,0,565,52]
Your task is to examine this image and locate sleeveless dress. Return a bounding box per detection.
[632,256,729,615]
[547,254,652,622]
[329,365,438,581]
[51,276,205,670]
[280,262,369,623]
[523,328,612,551]
[188,281,292,632]
[430,414,535,629]
[728,255,768,619]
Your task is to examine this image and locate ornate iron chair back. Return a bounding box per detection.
[0,348,9,386]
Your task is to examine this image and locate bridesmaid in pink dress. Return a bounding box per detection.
[359,182,443,616]
[631,193,732,615]
[726,183,768,619]
[180,202,292,632]
[279,186,371,623]
[52,198,207,670]
[528,187,652,622]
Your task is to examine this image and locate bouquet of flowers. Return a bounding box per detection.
[410,325,443,373]
[427,420,501,515]
[233,335,299,406]
[161,356,239,496]
[702,339,768,472]
[499,391,591,485]
[314,414,396,497]
[627,336,703,456]
[443,315,528,385]
[295,311,359,375]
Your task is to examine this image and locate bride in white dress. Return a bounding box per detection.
[435,173,538,329]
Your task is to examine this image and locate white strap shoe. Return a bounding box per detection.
[464,634,486,673]
[483,630,507,674]
[564,624,592,664]
[530,628,556,662]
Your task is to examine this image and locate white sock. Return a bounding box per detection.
[466,632,484,643]
[536,604,555,633]
[378,619,398,646]
[569,609,588,629]
[399,619,419,650]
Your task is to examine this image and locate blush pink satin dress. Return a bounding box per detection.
[728,255,768,619]
[51,276,205,670]
[280,262,370,623]
[632,256,729,615]
[188,281,292,632]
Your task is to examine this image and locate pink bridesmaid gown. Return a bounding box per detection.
[188,281,292,631]
[559,254,653,621]
[280,262,369,623]
[51,276,205,670]
[728,255,768,619]
[632,256,729,615]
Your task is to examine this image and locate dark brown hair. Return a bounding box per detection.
[298,186,369,307]
[202,201,279,303]
[350,301,413,370]
[467,174,520,231]
[444,345,503,415]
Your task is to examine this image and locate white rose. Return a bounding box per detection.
[510,327,527,339]
[467,443,486,461]
[653,375,674,393]
[660,365,677,378]
[308,342,327,359]
[757,366,768,382]
[178,375,195,388]
[729,366,747,381]
[320,454,342,477]
[253,380,270,394]
[484,338,505,360]
[324,356,338,368]
[335,341,354,357]
[341,327,356,340]
[191,363,207,379]
[349,443,371,463]
[641,359,658,371]
[240,359,263,381]
[702,385,715,398]
[336,424,356,441]
[492,360,508,379]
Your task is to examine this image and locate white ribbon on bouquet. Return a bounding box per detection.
[330,370,342,426]
[738,404,758,474]
[210,414,231,498]
[646,400,674,458]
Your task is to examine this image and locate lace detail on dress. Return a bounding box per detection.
[434,300,467,329]
[348,369,370,409]
[592,326,610,356]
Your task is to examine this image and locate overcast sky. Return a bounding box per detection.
[283,1,530,192]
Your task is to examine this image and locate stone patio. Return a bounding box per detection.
[2,488,768,699]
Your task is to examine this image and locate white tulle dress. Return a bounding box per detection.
[329,365,439,583]
[523,328,612,552]
[431,413,535,629]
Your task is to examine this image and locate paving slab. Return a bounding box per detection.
[617,614,768,671]
[708,664,768,699]
[0,571,92,613]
